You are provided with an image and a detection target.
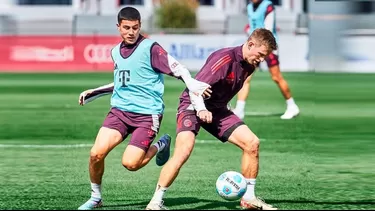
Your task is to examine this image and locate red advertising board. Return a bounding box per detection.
[0,35,121,72]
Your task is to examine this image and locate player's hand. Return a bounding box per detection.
[78,89,94,106]
[197,110,212,123]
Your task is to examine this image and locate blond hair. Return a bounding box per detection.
[248,28,278,51]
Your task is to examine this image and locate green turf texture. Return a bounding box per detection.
[0,72,374,210]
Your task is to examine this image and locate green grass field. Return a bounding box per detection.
[0,72,374,210]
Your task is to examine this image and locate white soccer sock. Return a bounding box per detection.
[153,140,166,152]
[286,97,297,108]
[242,178,256,201]
[151,185,168,202]
[235,100,246,112]
[90,183,102,199]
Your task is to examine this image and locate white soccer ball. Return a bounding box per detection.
[215,171,247,201]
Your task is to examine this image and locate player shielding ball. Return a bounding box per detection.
[146,28,278,210]
[77,7,211,210]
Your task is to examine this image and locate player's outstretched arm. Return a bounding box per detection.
[78,82,114,106]
[150,44,212,98]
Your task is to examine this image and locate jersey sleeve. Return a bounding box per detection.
[150,43,179,78]
[265,4,275,17]
[264,4,275,31]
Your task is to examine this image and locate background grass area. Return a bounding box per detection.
[0,72,374,210]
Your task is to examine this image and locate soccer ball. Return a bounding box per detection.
[215,171,247,201]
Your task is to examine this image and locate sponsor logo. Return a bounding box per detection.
[83,44,113,63]
[10,46,74,62]
[170,62,179,69]
[170,43,218,60]
[226,71,235,83]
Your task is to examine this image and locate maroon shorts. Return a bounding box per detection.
[265,51,280,67]
[102,107,163,151]
[176,108,244,142]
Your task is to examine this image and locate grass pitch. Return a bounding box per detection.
[0,72,374,210]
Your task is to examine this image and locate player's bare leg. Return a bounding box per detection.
[122,134,171,171]
[146,131,196,210]
[228,125,277,210]
[78,127,123,210]
[233,75,253,120]
[269,65,300,119]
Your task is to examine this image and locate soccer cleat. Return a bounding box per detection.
[78,198,103,210]
[232,108,245,120]
[240,197,277,210]
[145,200,168,210]
[280,105,300,120]
[156,134,171,166]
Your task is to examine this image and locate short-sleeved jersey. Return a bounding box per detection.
[178,46,255,111]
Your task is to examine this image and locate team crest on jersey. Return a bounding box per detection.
[183,119,192,127]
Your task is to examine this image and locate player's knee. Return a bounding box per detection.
[243,136,260,155]
[122,160,140,171]
[90,150,106,163]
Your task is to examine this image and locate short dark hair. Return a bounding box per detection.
[248,28,278,51]
[117,7,141,24]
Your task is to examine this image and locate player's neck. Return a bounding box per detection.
[241,44,247,62]
[253,0,262,8]
[122,35,143,47]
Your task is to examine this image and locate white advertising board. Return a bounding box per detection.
[341,36,375,73]
[150,34,309,72]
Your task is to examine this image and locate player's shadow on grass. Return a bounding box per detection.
[105,197,238,209]
[104,198,375,209]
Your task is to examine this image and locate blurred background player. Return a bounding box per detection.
[232,0,300,120]
[77,7,211,210]
[146,28,278,210]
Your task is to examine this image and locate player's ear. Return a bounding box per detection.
[247,41,254,49]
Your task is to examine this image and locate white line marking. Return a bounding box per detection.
[0,144,93,148]
[0,139,265,148]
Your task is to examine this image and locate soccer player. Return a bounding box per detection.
[146,28,278,210]
[232,0,300,120]
[77,7,211,210]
